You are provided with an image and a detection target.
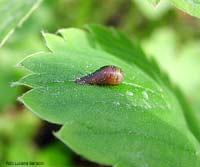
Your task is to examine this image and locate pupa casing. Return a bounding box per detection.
[76,65,124,85]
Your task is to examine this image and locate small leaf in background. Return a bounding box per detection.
[0,0,43,47]
[35,143,74,167]
[0,110,74,167]
[0,67,21,112]
[142,27,200,121]
[0,109,40,162]
[171,0,200,18]
[148,0,160,5]
[0,50,28,112]
[16,25,200,167]
[146,0,200,18]
[133,0,171,20]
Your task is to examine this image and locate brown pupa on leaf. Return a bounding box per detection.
[76,65,124,85]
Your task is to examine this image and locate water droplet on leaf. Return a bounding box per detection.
[142,91,149,100]
[126,91,134,96]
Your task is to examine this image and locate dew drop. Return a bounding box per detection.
[113,101,120,106]
[126,103,131,109]
[126,91,134,96]
[143,99,152,109]
[119,93,124,97]
[142,91,149,100]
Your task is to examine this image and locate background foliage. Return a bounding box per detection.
[0,0,200,166]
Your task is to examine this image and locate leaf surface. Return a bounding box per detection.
[16,25,200,167]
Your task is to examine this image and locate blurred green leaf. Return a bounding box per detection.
[0,0,43,47]
[142,27,200,120]
[148,0,160,5]
[0,109,74,167]
[133,0,171,20]
[171,0,200,18]
[16,25,200,166]
[0,110,39,142]
[146,0,200,18]
[0,67,21,111]
[6,143,35,162]
[36,143,74,167]
[0,110,40,165]
[142,27,177,74]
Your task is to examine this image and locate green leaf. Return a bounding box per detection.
[142,28,200,97]
[0,66,21,111]
[35,143,74,167]
[16,25,200,167]
[134,0,171,20]
[0,0,43,48]
[145,0,200,18]
[171,0,200,18]
[148,0,160,5]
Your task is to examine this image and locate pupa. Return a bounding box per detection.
[76,65,124,85]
